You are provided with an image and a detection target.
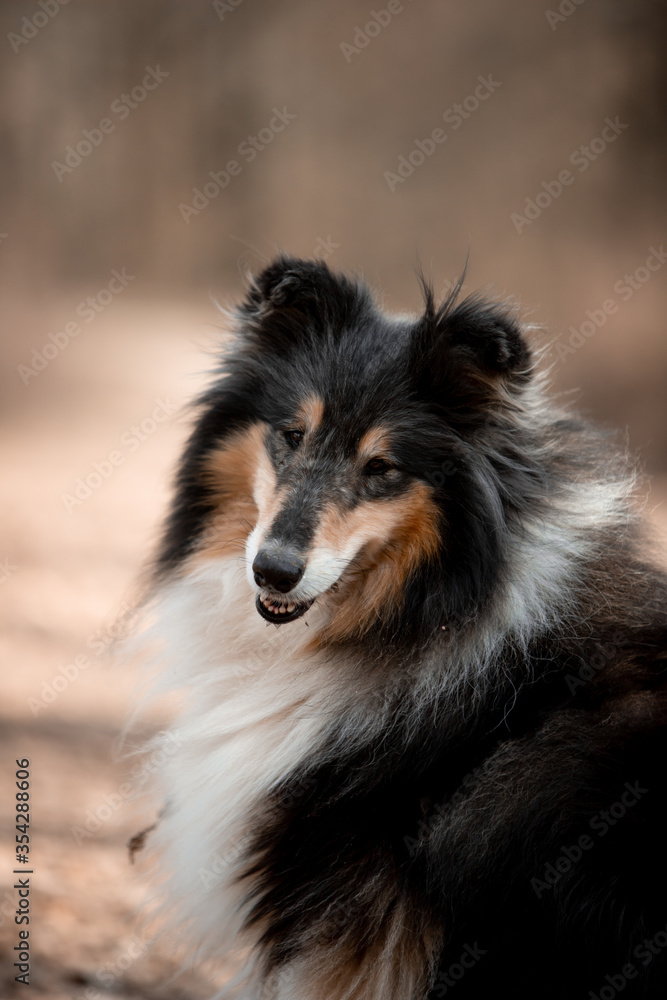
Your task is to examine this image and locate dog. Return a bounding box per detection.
[128,256,667,999]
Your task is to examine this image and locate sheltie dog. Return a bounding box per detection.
[128,256,667,999]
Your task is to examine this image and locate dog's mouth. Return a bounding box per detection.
[255,593,315,625]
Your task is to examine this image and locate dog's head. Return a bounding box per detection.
[157,257,538,643]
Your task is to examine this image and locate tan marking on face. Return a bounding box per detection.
[296,394,325,434]
[313,481,441,644]
[357,425,392,461]
[189,424,265,564]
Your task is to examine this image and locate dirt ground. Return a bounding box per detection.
[1,294,667,999]
[0,296,227,999]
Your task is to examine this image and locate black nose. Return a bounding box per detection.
[252,549,305,593]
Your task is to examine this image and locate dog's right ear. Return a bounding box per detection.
[242,256,330,315]
[236,256,370,352]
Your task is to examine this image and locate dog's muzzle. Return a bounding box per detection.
[252,546,314,624]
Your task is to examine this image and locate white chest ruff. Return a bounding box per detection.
[135,557,340,970]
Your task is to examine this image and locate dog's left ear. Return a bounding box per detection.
[237,256,369,350]
[410,289,532,412]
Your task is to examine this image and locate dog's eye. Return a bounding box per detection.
[283,429,304,449]
[364,457,393,476]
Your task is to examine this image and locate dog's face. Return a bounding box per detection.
[244,395,442,626]
[158,257,533,641]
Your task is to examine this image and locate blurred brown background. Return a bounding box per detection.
[1,1,666,997]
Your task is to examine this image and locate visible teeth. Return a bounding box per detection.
[259,593,305,616]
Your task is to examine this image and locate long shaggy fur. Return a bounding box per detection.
[127,257,667,1000]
